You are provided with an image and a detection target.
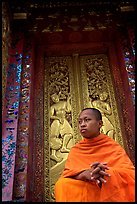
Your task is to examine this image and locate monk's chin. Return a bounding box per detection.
[83,135,97,139]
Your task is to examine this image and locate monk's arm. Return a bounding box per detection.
[70,163,110,183]
[72,169,92,181]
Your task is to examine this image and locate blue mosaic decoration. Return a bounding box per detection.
[13,40,32,200]
[2,41,23,201]
[2,135,16,188]
[124,48,135,104]
[121,27,135,105]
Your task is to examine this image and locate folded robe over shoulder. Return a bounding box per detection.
[54,133,135,202]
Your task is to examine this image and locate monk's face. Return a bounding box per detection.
[78,109,103,139]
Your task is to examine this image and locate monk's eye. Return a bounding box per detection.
[85,118,91,122]
[78,120,82,124]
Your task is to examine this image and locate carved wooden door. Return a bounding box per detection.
[44,53,123,201]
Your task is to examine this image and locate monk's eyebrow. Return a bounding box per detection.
[78,116,90,120]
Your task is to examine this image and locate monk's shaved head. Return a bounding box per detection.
[81,108,102,121]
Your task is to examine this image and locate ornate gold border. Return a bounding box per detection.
[44,58,51,202]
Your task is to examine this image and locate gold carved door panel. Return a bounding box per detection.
[44,54,123,201]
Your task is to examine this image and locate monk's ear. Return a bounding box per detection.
[99,120,103,127]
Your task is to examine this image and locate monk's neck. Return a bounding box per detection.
[83,132,101,140]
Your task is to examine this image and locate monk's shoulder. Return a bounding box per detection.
[105,135,126,153]
[69,140,83,153]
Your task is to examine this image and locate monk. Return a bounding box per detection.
[54,108,135,202]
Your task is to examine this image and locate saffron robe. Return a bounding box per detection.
[54,133,135,202]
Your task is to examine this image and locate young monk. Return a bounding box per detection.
[54,108,135,202]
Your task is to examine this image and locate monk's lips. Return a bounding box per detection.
[80,129,87,133]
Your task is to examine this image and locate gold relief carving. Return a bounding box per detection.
[44,56,76,201]
[80,54,124,147]
[89,91,116,139]
[50,93,73,162]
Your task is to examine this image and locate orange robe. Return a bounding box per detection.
[54,133,135,202]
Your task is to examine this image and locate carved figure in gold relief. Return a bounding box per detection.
[50,93,73,162]
[89,91,115,139]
